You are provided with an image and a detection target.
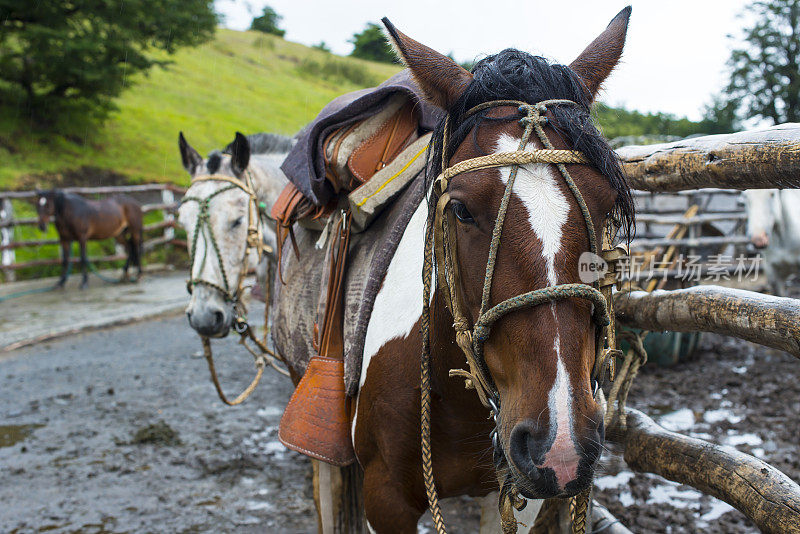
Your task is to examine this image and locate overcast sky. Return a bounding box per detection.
[215,0,750,120]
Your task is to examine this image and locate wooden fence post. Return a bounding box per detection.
[1,198,15,282]
[162,188,175,243]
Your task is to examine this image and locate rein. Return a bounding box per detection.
[181,170,288,405]
[420,99,623,534]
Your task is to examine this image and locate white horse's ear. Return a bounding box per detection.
[230,132,250,177]
[569,6,631,100]
[179,132,203,173]
[382,17,472,110]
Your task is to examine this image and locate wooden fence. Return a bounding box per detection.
[596,124,800,533]
[0,184,186,281]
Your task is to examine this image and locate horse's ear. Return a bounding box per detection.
[381,18,472,110]
[569,6,631,100]
[179,132,203,173]
[230,132,250,176]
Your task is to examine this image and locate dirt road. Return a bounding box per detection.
[1,316,797,533]
[0,315,316,533]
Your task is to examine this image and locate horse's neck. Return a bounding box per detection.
[248,154,290,204]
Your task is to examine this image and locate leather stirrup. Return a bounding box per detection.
[279,212,356,466]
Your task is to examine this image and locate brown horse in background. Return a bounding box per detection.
[36,189,144,288]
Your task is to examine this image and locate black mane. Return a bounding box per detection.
[428,49,635,240]
[224,133,295,156]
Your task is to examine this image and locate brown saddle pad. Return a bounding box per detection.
[271,170,426,397]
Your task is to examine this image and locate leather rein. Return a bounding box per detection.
[420,99,623,534]
[181,170,288,405]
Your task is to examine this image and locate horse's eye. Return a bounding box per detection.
[451,201,475,224]
[231,217,243,229]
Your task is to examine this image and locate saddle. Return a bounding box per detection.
[275,93,425,466]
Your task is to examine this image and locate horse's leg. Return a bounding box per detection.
[362,459,423,533]
[57,240,71,288]
[117,234,130,282]
[133,228,143,281]
[79,238,89,289]
[312,461,366,533]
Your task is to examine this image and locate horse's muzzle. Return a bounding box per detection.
[186,306,231,338]
[507,419,603,499]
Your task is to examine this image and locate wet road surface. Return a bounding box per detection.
[0,314,316,533]
[1,316,797,533]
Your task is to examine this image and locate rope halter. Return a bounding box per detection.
[181,169,288,406]
[181,171,272,310]
[420,99,621,534]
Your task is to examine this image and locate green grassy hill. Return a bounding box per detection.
[0,29,400,189]
[0,28,722,190]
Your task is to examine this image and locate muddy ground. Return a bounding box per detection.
[1,316,797,533]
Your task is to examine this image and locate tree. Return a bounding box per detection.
[0,0,217,123]
[250,6,285,37]
[312,42,331,53]
[721,0,800,124]
[350,23,397,64]
[699,95,741,134]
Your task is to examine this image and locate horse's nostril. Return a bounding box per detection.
[509,425,533,475]
[509,422,548,475]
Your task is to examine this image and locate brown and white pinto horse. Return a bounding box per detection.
[350,9,634,532]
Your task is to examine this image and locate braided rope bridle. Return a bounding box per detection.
[420,99,622,533]
[181,170,288,405]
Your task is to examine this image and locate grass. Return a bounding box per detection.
[0,29,400,189]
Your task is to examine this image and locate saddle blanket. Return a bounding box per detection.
[271,170,426,396]
[280,69,442,206]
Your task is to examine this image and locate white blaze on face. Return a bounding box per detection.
[542,336,579,487]
[494,134,569,286]
[494,134,578,486]
[38,197,47,207]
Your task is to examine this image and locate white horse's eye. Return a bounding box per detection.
[231,217,243,229]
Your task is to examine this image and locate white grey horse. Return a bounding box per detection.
[744,188,800,295]
[177,131,293,337]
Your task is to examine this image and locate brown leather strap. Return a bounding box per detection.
[349,100,419,183]
[277,211,355,466]
[318,212,351,360]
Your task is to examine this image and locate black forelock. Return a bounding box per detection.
[427,49,634,241]
[206,151,222,174]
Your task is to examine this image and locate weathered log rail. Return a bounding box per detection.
[618,123,800,191]
[0,184,186,280]
[614,285,800,358]
[608,409,800,534]
[577,124,800,534]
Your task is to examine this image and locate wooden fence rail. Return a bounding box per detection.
[614,285,800,358]
[0,184,185,280]
[608,409,800,534]
[618,123,800,191]
[598,124,800,534]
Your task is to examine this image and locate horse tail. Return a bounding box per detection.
[121,197,144,267]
